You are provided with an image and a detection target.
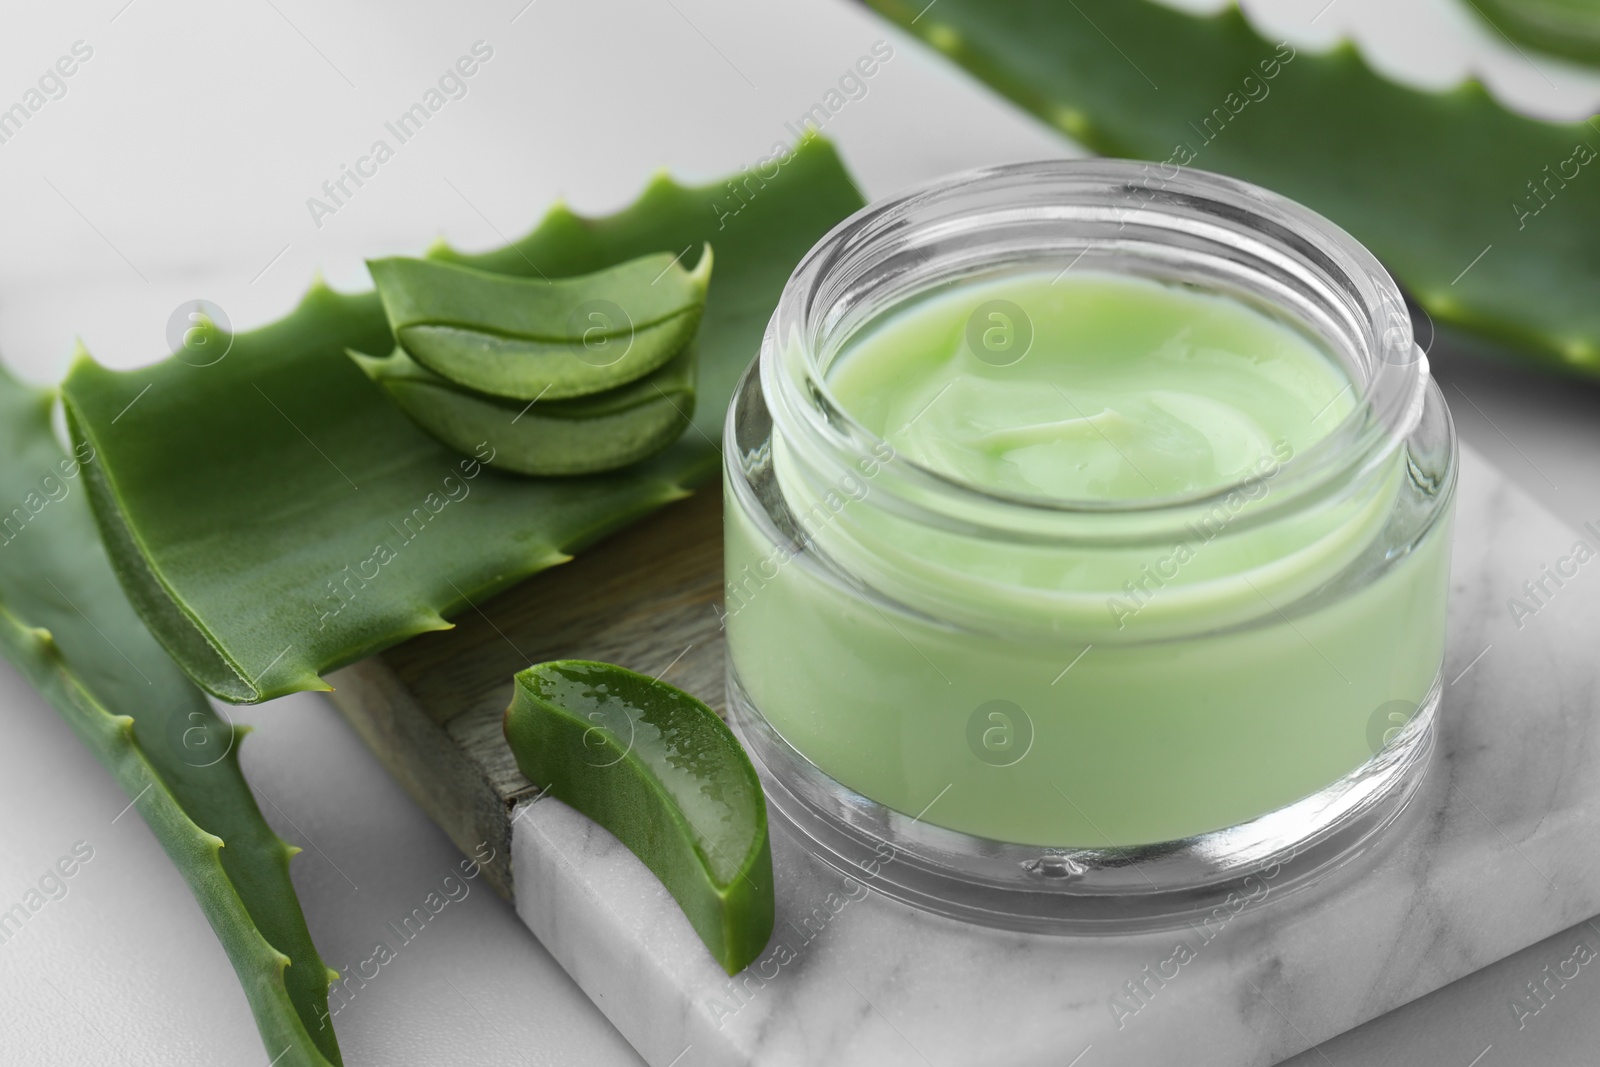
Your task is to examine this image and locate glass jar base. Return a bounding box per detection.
[729,667,1439,935]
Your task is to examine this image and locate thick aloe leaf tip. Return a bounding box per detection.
[0,368,342,1066]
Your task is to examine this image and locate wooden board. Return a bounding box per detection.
[325,490,725,899]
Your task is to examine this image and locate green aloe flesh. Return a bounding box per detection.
[60,137,864,703]
[368,247,712,402]
[504,661,774,975]
[866,0,1600,372]
[1468,0,1600,66]
[350,344,696,476]
[0,366,341,1067]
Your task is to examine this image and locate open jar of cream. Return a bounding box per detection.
[722,160,1456,931]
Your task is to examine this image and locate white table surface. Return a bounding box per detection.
[2,1,1599,1064]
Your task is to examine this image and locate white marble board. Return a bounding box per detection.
[508,444,1600,1067]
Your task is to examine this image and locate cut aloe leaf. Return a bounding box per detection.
[504,661,774,975]
[1467,0,1600,66]
[368,247,711,401]
[350,344,696,476]
[60,137,863,703]
[0,367,341,1067]
[865,0,1600,372]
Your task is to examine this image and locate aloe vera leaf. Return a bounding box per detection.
[350,343,696,476]
[0,366,341,1066]
[369,246,711,401]
[1467,0,1600,66]
[865,0,1600,371]
[60,137,863,704]
[504,660,774,975]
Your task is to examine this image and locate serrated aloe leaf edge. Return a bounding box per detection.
[1468,0,1600,67]
[865,0,1600,372]
[61,137,864,704]
[0,366,341,1067]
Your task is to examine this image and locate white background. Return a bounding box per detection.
[3,1,1600,1064]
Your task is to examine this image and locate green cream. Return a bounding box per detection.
[830,273,1353,501]
[725,271,1451,847]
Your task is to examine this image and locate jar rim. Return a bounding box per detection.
[760,158,1428,532]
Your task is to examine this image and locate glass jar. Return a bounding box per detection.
[722,160,1456,931]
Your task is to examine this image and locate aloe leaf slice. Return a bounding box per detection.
[504,660,774,975]
[0,366,342,1066]
[60,137,863,703]
[865,0,1600,372]
[368,247,711,401]
[1467,0,1600,66]
[350,344,696,476]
